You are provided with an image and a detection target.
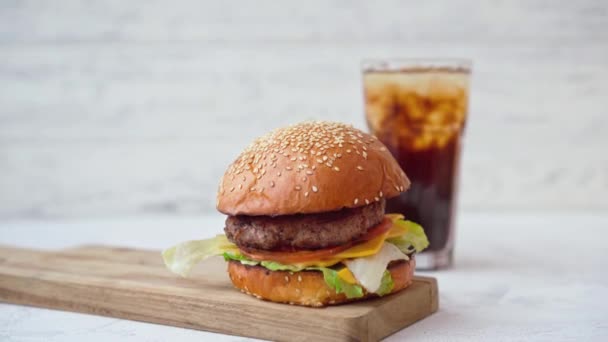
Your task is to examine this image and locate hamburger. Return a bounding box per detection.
[163,121,428,307]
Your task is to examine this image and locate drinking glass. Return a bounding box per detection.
[362,59,471,269]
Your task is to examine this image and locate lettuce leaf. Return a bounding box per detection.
[375,270,394,296]
[312,267,364,299]
[223,252,306,271]
[260,261,305,272]
[223,251,259,266]
[162,235,238,276]
[387,220,429,254]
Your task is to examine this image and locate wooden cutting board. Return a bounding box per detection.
[0,244,438,341]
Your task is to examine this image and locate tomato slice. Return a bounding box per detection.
[240,217,393,264]
[357,217,393,241]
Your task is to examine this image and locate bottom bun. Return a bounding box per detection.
[227,257,415,307]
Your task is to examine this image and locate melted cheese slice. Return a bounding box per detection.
[337,267,358,284]
[333,229,390,259]
[332,219,407,259]
[344,242,408,292]
[292,257,343,269]
[291,218,408,270]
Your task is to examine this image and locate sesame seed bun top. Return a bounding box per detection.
[216,121,410,216]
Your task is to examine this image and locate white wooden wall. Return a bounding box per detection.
[1,0,607,218]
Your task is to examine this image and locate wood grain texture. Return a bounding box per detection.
[0,245,438,342]
[0,0,607,217]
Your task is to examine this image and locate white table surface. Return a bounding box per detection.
[1,212,607,341]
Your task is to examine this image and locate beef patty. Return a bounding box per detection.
[224,200,385,250]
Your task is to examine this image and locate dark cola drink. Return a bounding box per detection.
[363,60,471,269]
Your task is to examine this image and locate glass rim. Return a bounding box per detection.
[361,58,472,73]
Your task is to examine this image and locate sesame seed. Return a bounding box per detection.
[322,156,328,161]
[270,181,275,187]
[239,184,243,190]
[312,185,318,192]
[400,185,405,191]
[230,187,235,192]
[346,149,352,153]
[374,196,379,201]
[304,191,309,197]
[362,151,368,159]
[302,176,307,182]
[333,166,340,172]
[277,171,282,177]
[285,276,289,282]
[394,184,400,191]
[356,165,364,171]
[250,187,256,192]
[306,170,313,175]
[285,166,293,171]
[380,146,387,151]
[290,157,297,161]
[298,275,302,282]
[294,186,301,191]
[354,198,359,205]
[365,199,370,205]
[379,191,383,197]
